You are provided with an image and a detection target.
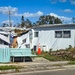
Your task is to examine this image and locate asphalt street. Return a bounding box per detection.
[1,68,75,75]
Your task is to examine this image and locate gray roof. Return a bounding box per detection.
[32,23,75,29]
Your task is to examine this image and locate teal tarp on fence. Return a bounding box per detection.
[0,48,10,63]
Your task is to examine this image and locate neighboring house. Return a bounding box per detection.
[28,23,75,51]
[11,30,30,48]
[17,30,30,48]
[0,29,10,48]
[0,26,28,48]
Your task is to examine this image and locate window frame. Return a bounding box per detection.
[34,32,38,37]
[55,30,71,38]
[63,31,71,38]
[55,31,62,38]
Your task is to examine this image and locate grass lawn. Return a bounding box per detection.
[68,61,75,65]
[0,66,22,70]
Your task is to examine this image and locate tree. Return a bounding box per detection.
[36,21,40,25]
[49,20,53,24]
[21,15,25,28]
[33,23,36,26]
[35,15,62,25]
[20,16,32,28]
[39,15,47,25]
[2,23,6,27]
[72,17,75,23]
[2,23,9,27]
[54,18,62,24]
[25,19,32,28]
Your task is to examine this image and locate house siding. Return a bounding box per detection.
[31,24,75,51]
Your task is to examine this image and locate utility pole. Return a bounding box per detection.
[8,10,12,27]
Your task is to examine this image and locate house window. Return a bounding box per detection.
[63,31,71,38]
[55,31,62,38]
[55,30,71,38]
[22,38,26,43]
[0,39,3,44]
[25,44,30,48]
[34,32,38,37]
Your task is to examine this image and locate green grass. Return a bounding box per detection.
[0,66,22,70]
[68,61,75,65]
[52,64,62,67]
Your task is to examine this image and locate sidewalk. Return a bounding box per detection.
[0,61,75,74]
[0,61,69,66]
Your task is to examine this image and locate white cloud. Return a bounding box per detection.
[51,0,67,3]
[37,11,43,16]
[14,11,43,17]
[0,6,17,15]
[51,0,75,5]
[1,20,14,24]
[63,9,72,12]
[50,13,58,17]
[51,0,57,4]
[50,13,72,23]
[0,6,43,17]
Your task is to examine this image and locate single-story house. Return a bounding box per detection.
[29,23,75,51]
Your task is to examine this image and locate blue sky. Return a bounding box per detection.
[0,0,75,26]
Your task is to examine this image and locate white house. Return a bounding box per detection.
[28,23,75,51]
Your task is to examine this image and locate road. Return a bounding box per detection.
[1,68,75,75]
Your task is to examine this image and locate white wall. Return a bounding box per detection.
[0,44,9,48]
[49,29,74,50]
[17,32,30,48]
[32,28,75,51]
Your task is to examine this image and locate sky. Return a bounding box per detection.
[0,0,75,26]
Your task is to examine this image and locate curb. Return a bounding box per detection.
[0,65,71,74]
[0,69,16,74]
[0,62,75,74]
